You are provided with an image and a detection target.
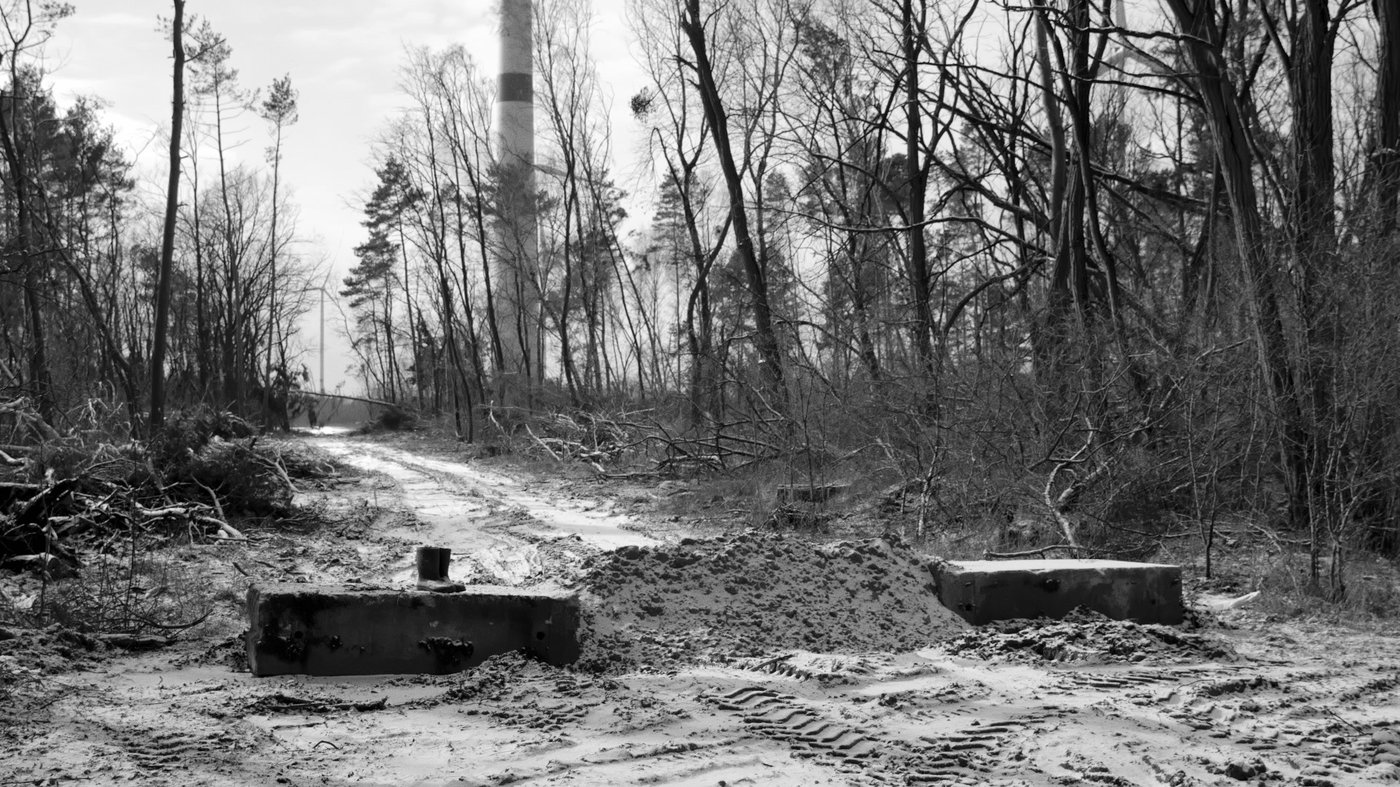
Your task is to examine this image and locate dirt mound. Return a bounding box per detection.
[944,607,1236,663]
[420,651,646,736]
[176,634,250,672]
[0,624,107,675]
[572,531,967,670]
[431,650,550,704]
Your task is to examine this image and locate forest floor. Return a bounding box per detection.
[3,431,1400,786]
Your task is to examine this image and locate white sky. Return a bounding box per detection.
[38,0,646,393]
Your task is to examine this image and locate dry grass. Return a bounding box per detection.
[39,549,225,637]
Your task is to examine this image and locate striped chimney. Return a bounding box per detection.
[495,0,538,386]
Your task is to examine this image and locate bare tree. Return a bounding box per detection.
[0,0,70,422]
[680,0,787,407]
[149,0,185,431]
[259,73,298,429]
[1376,0,1400,234]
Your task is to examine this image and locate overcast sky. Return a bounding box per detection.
[38,0,643,393]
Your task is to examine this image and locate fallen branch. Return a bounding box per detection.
[305,391,404,410]
[1043,428,1097,557]
[523,423,562,462]
[254,450,297,495]
[1324,707,1365,735]
[135,503,205,519]
[134,609,212,632]
[0,399,59,442]
[192,479,243,540]
[917,462,938,540]
[984,544,1080,559]
[487,407,506,436]
[200,516,245,540]
[0,481,41,496]
[96,633,173,651]
[600,470,665,480]
[132,497,243,542]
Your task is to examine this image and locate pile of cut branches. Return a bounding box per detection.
[491,408,633,468]
[0,402,327,574]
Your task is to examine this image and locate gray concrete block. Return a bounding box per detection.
[246,583,580,676]
[933,559,1183,626]
[775,482,851,504]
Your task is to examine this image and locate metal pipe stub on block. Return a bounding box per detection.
[416,545,466,593]
[245,547,580,676]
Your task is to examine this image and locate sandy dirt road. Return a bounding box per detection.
[4,435,1400,786]
[315,437,657,586]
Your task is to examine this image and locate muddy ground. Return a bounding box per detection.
[3,432,1400,786]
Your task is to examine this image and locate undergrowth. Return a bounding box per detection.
[423,397,1400,620]
[2,404,349,636]
[42,551,221,637]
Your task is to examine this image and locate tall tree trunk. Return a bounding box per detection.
[439,115,487,410]
[1289,2,1336,271]
[395,219,423,408]
[467,178,506,400]
[186,121,210,398]
[423,102,478,438]
[212,79,244,412]
[1377,0,1400,235]
[559,171,583,407]
[1290,0,1339,591]
[264,121,284,428]
[1164,0,1307,532]
[0,49,53,422]
[680,0,785,406]
[150,0,185,431]
[900,0,936,377]
[1032,0,1077,388]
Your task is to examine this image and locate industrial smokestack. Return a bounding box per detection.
[495,0,538,392]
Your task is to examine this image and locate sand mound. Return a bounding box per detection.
[572,531,967,670]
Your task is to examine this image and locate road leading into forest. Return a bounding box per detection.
[315,437,657,585]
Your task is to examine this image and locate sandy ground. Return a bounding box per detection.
[4,434,1400,786]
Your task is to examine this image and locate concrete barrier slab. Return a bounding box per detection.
[775,482,851,504]
[246,583,580,676]
[933,559,1183,626]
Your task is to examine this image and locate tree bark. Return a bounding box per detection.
[150,0,184,431]
[1376,0,1400,234]
[680,0,786,405]
[0,45,54,422]
[900,0,936,376]
[1163,0,1307,530]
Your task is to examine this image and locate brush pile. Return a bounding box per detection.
[501,409,631,467]
[0,402,335,575]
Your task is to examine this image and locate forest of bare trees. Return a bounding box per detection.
[3,0,1399,600]
[0,1,313,436]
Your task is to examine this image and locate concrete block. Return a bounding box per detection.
[933,559,1183,626]
[246,583,580,676]
[775,482,851,504]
